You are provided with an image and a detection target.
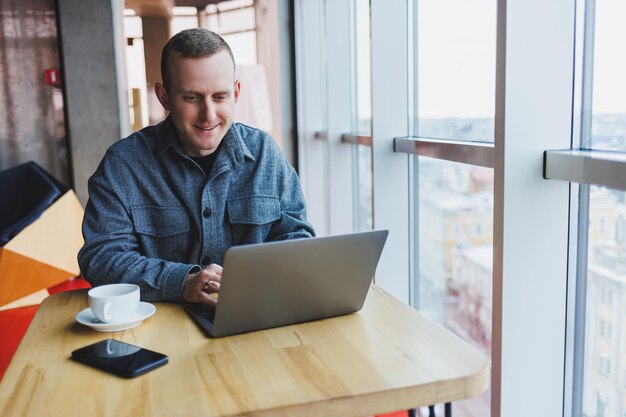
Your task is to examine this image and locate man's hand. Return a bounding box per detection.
[183,263,223,305]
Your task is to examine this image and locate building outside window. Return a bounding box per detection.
[572,1,626,416]
[295,0,626,415]
[411,0,496,415]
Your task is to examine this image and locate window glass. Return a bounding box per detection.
[582,186,626,417]
[415,0,496,142]
[206,0,253,12]
[416,157,493,416]
[355,0,371,134]
[577,2,626,415]
[171,7,197,35]
[222,32,257,65]
[205,6,255,33]
[411,3,497,414]
[590,1,626,150]
[353,0,372,232]
[355,146,372,231]
[125,38,149,129]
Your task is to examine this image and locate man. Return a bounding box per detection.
[78,29,314,307]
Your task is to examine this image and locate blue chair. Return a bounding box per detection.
[0,161,67,246]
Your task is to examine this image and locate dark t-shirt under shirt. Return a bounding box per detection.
[190,143,222,175]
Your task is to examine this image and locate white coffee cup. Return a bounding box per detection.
[88,284,140,323]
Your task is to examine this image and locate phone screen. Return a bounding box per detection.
[71,339,168,378]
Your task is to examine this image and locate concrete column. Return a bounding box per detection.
[141,16,170,125]
[57,0,130,206]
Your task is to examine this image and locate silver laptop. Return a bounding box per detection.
[184,230,388,337]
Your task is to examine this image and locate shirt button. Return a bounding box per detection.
[203,208,211,218]
[202,257,210,265]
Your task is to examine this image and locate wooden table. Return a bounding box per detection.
[0,285,489,417]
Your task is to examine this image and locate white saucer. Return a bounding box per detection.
[76,302,156,332]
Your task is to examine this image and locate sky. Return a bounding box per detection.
[355,0,497,121]
[358,0,625,120]
[593,0,626,115]
[417,0,497,119]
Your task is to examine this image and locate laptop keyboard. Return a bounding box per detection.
[185,302,216,326]
[200,308,216,324]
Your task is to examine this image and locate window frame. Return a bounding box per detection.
[370,0,411,302]
[392,0,575,415]
[292,0,626,416]
[545,1,626,417]
[294,0,357,237]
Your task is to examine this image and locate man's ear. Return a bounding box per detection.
[155,82,170,111]
[233,80,241,103]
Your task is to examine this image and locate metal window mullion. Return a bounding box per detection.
[324,0,355,235]
[579,0,595,151]
[370,0,410,302]
[568,0,596,416]
[407,0,416,306]
[409,154,418,309]
[348,0,360,233]
[321,0,331,234]
[570,184,590,417]
[294,0,329,234]
[493,0,575,416]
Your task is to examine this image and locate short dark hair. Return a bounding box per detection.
[160,28,236,91]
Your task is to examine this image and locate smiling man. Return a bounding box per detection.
[78,29,314,306]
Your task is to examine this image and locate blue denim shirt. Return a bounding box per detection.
[78,118,315,301]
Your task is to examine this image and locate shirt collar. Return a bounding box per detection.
[155,118,255,167]
[154,117,183,158]
[221,123,255,166]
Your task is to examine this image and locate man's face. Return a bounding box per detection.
[156,50,240,157]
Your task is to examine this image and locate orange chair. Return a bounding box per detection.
[0,277,91,381]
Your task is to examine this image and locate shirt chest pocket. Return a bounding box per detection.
[227,195,281,225]
[130,205,190,261]
[227,196,281,243]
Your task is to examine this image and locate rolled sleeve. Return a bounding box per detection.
[160,263,201,301]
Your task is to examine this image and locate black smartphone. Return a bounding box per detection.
[71,339,168,378]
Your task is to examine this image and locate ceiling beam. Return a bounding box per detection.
[125,0,175,18]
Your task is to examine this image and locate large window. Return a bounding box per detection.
[582,186,626,417]
[589,0,626,151]
[416,158,493,336]
[201,0,257,65]
[408,1,497,415]
[415,0,496,142]
[570,2,626,416]
[123,13,149,131]
[296,0,626,416]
